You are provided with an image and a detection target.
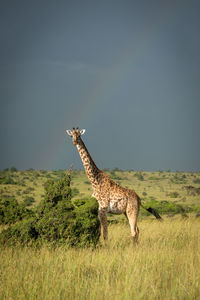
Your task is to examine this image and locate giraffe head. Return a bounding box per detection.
[66,127,86,146]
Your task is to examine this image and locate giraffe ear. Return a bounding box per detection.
[66,130,73,136]
[80,129,86,135]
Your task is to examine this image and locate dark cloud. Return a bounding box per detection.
[0,0,200,171]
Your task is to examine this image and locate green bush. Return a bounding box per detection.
[71,198,100,247]
[110,171,122,180]
[10,166,18,172]
[169,192,179,198]
[0,175,100,248]
[193,178,200,184]
[0,175,15,184]
[23,187,35,194]
[71,187,80,197]
[23,196,35,207]
[0,198,33,225]
[134,173,144,181]
[149,176,160,181]
[0,217,38,246]
[170,174,186,184]
[140,199,192,216]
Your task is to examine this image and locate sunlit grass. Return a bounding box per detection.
[1,170,200,208]
[1,217,200,300]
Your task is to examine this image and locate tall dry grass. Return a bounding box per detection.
[0,217,200,300]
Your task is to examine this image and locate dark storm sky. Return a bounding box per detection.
[0,0,200,171]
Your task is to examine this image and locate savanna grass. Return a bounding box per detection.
[0,217,200,300]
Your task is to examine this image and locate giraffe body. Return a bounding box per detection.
[66,128,140,244]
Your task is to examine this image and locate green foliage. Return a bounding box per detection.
[0,175,100,248]
[110,170,121,180]
[71,198,100,247]
[23,196,35,207]
[134,173,144,181]
[0,218,38,246]
[23,187,35,194]
[10,166,18,172]
[84,181,90,185]
[149,176,160,181]
[71,187,80,197]
[169,192,179,198]
[73,199,87,207]
[140,199,192,216]
[0,198,33,225]
[170,173,186,184]
[190,205,200,214]
[0,174,15,184]
[184,186,200,195]
[193,178,200,184]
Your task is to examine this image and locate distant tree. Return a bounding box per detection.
[134,173,144,181]
[10,166,18,172]
[113,167,119,172]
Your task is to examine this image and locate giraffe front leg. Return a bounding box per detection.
[98,207,108,243]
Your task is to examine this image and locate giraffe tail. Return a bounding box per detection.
[140,203,162,220]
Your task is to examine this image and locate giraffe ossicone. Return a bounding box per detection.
[66,127,161,245]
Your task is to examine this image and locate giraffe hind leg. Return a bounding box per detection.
[126,212,139,244]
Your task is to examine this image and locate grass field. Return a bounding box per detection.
[0,217,200,300]
[0,169,200,299]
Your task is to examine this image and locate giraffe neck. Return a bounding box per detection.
[76,139,100,187]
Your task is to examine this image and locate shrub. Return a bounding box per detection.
[134,173,144,181]
[169,192,179,198]
[149,176,160,181]
[193,178,200,184]
[170,174,186,184]
[10,166,18,172]
[0,175,15,185]
[140,199,192,216]
[71,198,100,247]
[0,218,38,246]
[23,196,35,207]
[22,187,35,194]
[0,198,33,225]
[84,181,90,185]
[110,171,122,180]
[0,175,100,248]
[71,187,80,197]
[10,166,17,172]
[184,186,200,195]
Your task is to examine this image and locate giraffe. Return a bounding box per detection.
[66,127,161,244]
